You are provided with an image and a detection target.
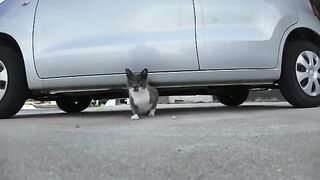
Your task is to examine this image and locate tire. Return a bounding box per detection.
[56,97,91,113]
[280,41,320,108]
[0,45,30,119]
[217,89,249,106]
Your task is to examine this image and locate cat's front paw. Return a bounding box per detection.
[131,114,140,120]
[148,109,156,117]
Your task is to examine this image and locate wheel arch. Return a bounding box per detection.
[0,32,29,88]
[284,27,320,48]
[0,32,26,65]
[0,33,21,48]
[279,27,320,76]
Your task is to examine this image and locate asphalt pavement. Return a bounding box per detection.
[0,102,320,180]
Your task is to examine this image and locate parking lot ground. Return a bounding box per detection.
[1,102,320,180]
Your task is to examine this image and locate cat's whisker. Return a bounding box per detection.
[122,89,129,95]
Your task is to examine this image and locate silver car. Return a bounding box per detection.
[0,0,320,118]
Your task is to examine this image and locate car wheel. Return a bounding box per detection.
[217,89,249,106]
[0,45,30,119]
[280,41,320,108]
[56,97,92,113]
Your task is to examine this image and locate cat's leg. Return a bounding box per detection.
[148,100,158,117]
[148,89,159,117]
[148,109,156,117]
[130,99,140,120]
[148,86,159,117]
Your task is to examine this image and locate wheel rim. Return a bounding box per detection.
[295,51,320,97]
[0,60,8,101]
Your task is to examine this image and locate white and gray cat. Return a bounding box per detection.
[126,68,159,120]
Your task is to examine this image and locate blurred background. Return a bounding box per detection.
[25,89,285,109]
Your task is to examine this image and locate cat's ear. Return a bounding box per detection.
[141,68,148,79]
[125,68,133,78]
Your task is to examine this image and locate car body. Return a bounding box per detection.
[0,0,320,118]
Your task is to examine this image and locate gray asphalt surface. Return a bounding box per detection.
[0,102,320,180]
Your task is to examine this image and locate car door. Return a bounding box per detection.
[33,0,198,78]
[194,0,297,70]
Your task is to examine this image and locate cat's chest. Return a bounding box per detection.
[129,89,150,105]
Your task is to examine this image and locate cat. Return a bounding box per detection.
[125,68,159,120]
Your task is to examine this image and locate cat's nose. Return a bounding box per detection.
[133,87,139,92]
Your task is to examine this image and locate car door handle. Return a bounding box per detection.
[21,0,30,6]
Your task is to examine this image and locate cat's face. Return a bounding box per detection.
[126,68,148,92]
